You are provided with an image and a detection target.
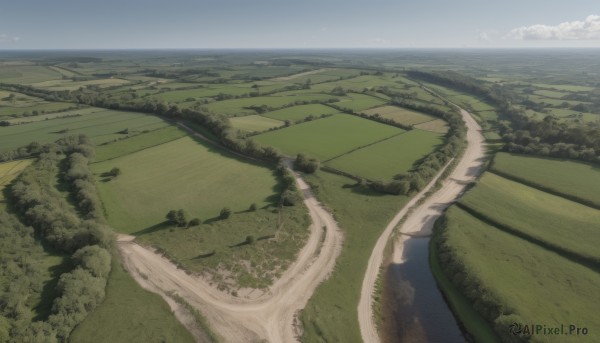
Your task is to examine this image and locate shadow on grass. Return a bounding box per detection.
[131,221,171,236]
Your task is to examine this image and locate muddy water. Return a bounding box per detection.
[382,237,467,343]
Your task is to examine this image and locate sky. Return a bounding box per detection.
[1,0,599,49]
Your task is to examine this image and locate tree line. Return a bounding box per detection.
[3,136,114,342]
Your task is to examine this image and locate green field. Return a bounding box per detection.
[253,114,403,160]
[69,258,196,343]
[92,136,280,233]
[0,65,63,84]
[460,173,600,263]
[362,105,435,125]
[229,114,283,132]
[336,93,387,112]
[326,130,443,180]
[94,126,187,162]
[437,206,600,343]
[301,171,409,343]
[0,109,170,151]
[491,152,600,207]
[204,94,339,116]
[261,104,339,121]
[5,107,104,124]
[413,119,449,133]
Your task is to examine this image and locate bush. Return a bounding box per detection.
[245,235,256,245]
[188,218,201,226]
[249,203,258,211]
[219,207,232,219]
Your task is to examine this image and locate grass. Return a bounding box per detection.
[300,171,409,343]
[336,93,387,112]
[326,130,443,180]
[69,256,196,343]
[491,152,600,208]
[204,94,339,116]
[413,120,449,133]
[229,115,283,132]
[532,83,595,92]
[5,107,104,124]
[362,105,435,125]
[459,173,600,263]
[0,109,170,151]
[253,114,403,160]
[533,89,568,99]
[0,65,62,84]
[94,126,187,162]
[92,136,280,233]
[137,204,309,290]
[261,104,340,121]
[0,101,76,117]
[438,206,600,343]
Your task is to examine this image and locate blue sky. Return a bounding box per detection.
[1,0,599,49]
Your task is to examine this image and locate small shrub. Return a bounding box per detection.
[219,207,232,220]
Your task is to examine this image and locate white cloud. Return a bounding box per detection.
[507,15,600,40]
[0,34,20,44]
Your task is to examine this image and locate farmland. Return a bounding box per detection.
[261,103,339,121]
[362,105,436,126]
[459,172,600,263]
[92,136,280,233]
[0,107,170,151]
[254,114,404,160]
[229,114,283,132]
[0,159,32,202]
[491,152,600,207]
[326,130,443,180]
[434,206,600,343]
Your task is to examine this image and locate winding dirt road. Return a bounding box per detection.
[358,107,486,343]
[117,162,343,342]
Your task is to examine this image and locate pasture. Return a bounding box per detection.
[326,130,443,180]
[0,109,170,151]
[253,114,403,160]
[204,94,339,116]
[362,105,435,125]
[261,104,339,121]
[336,93,387,112]
[94,126,187,162]
[438,206,600,343]
[229,114,283,132]
[459,172,600,263]
[92,136,280,233]
[413,119,449,133]
[491,152,600,207]
[0,65,63,84]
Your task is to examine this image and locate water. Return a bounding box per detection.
[384,237,467,343]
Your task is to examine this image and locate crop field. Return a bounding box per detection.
[150,85,253,102]
[459,173,600,262]
[362,105,435,125]
[253,114,403,160]
[533,89,568,98]
[261,104,340,121]
[326,130,443,180]
[204,94,339,116]
[0,159,33,203]
[69,258,196,343]
[438,206,600,343]
[5,107,103,124]
[229,114,283,132]
[532,83,595,92]
[335,93,388,112]
[491,152,600,207]
[0,65,63,84]
[0,108,169,151]
[94,126,187,162]
[92,136,280,233]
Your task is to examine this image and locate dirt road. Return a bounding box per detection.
[357,107,486,343]
[118,162,343,342]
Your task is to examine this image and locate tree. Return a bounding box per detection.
[219,207,232,220]
[249,203,257,211]
[188,218,201,227]
[245,235,256,245]
[109,167,121,177]
[175,209,188,227]
[166,210,178,224]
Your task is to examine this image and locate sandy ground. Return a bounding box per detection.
[271,68,330,81]
[358,107,486,343]
[117,160,343,342]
